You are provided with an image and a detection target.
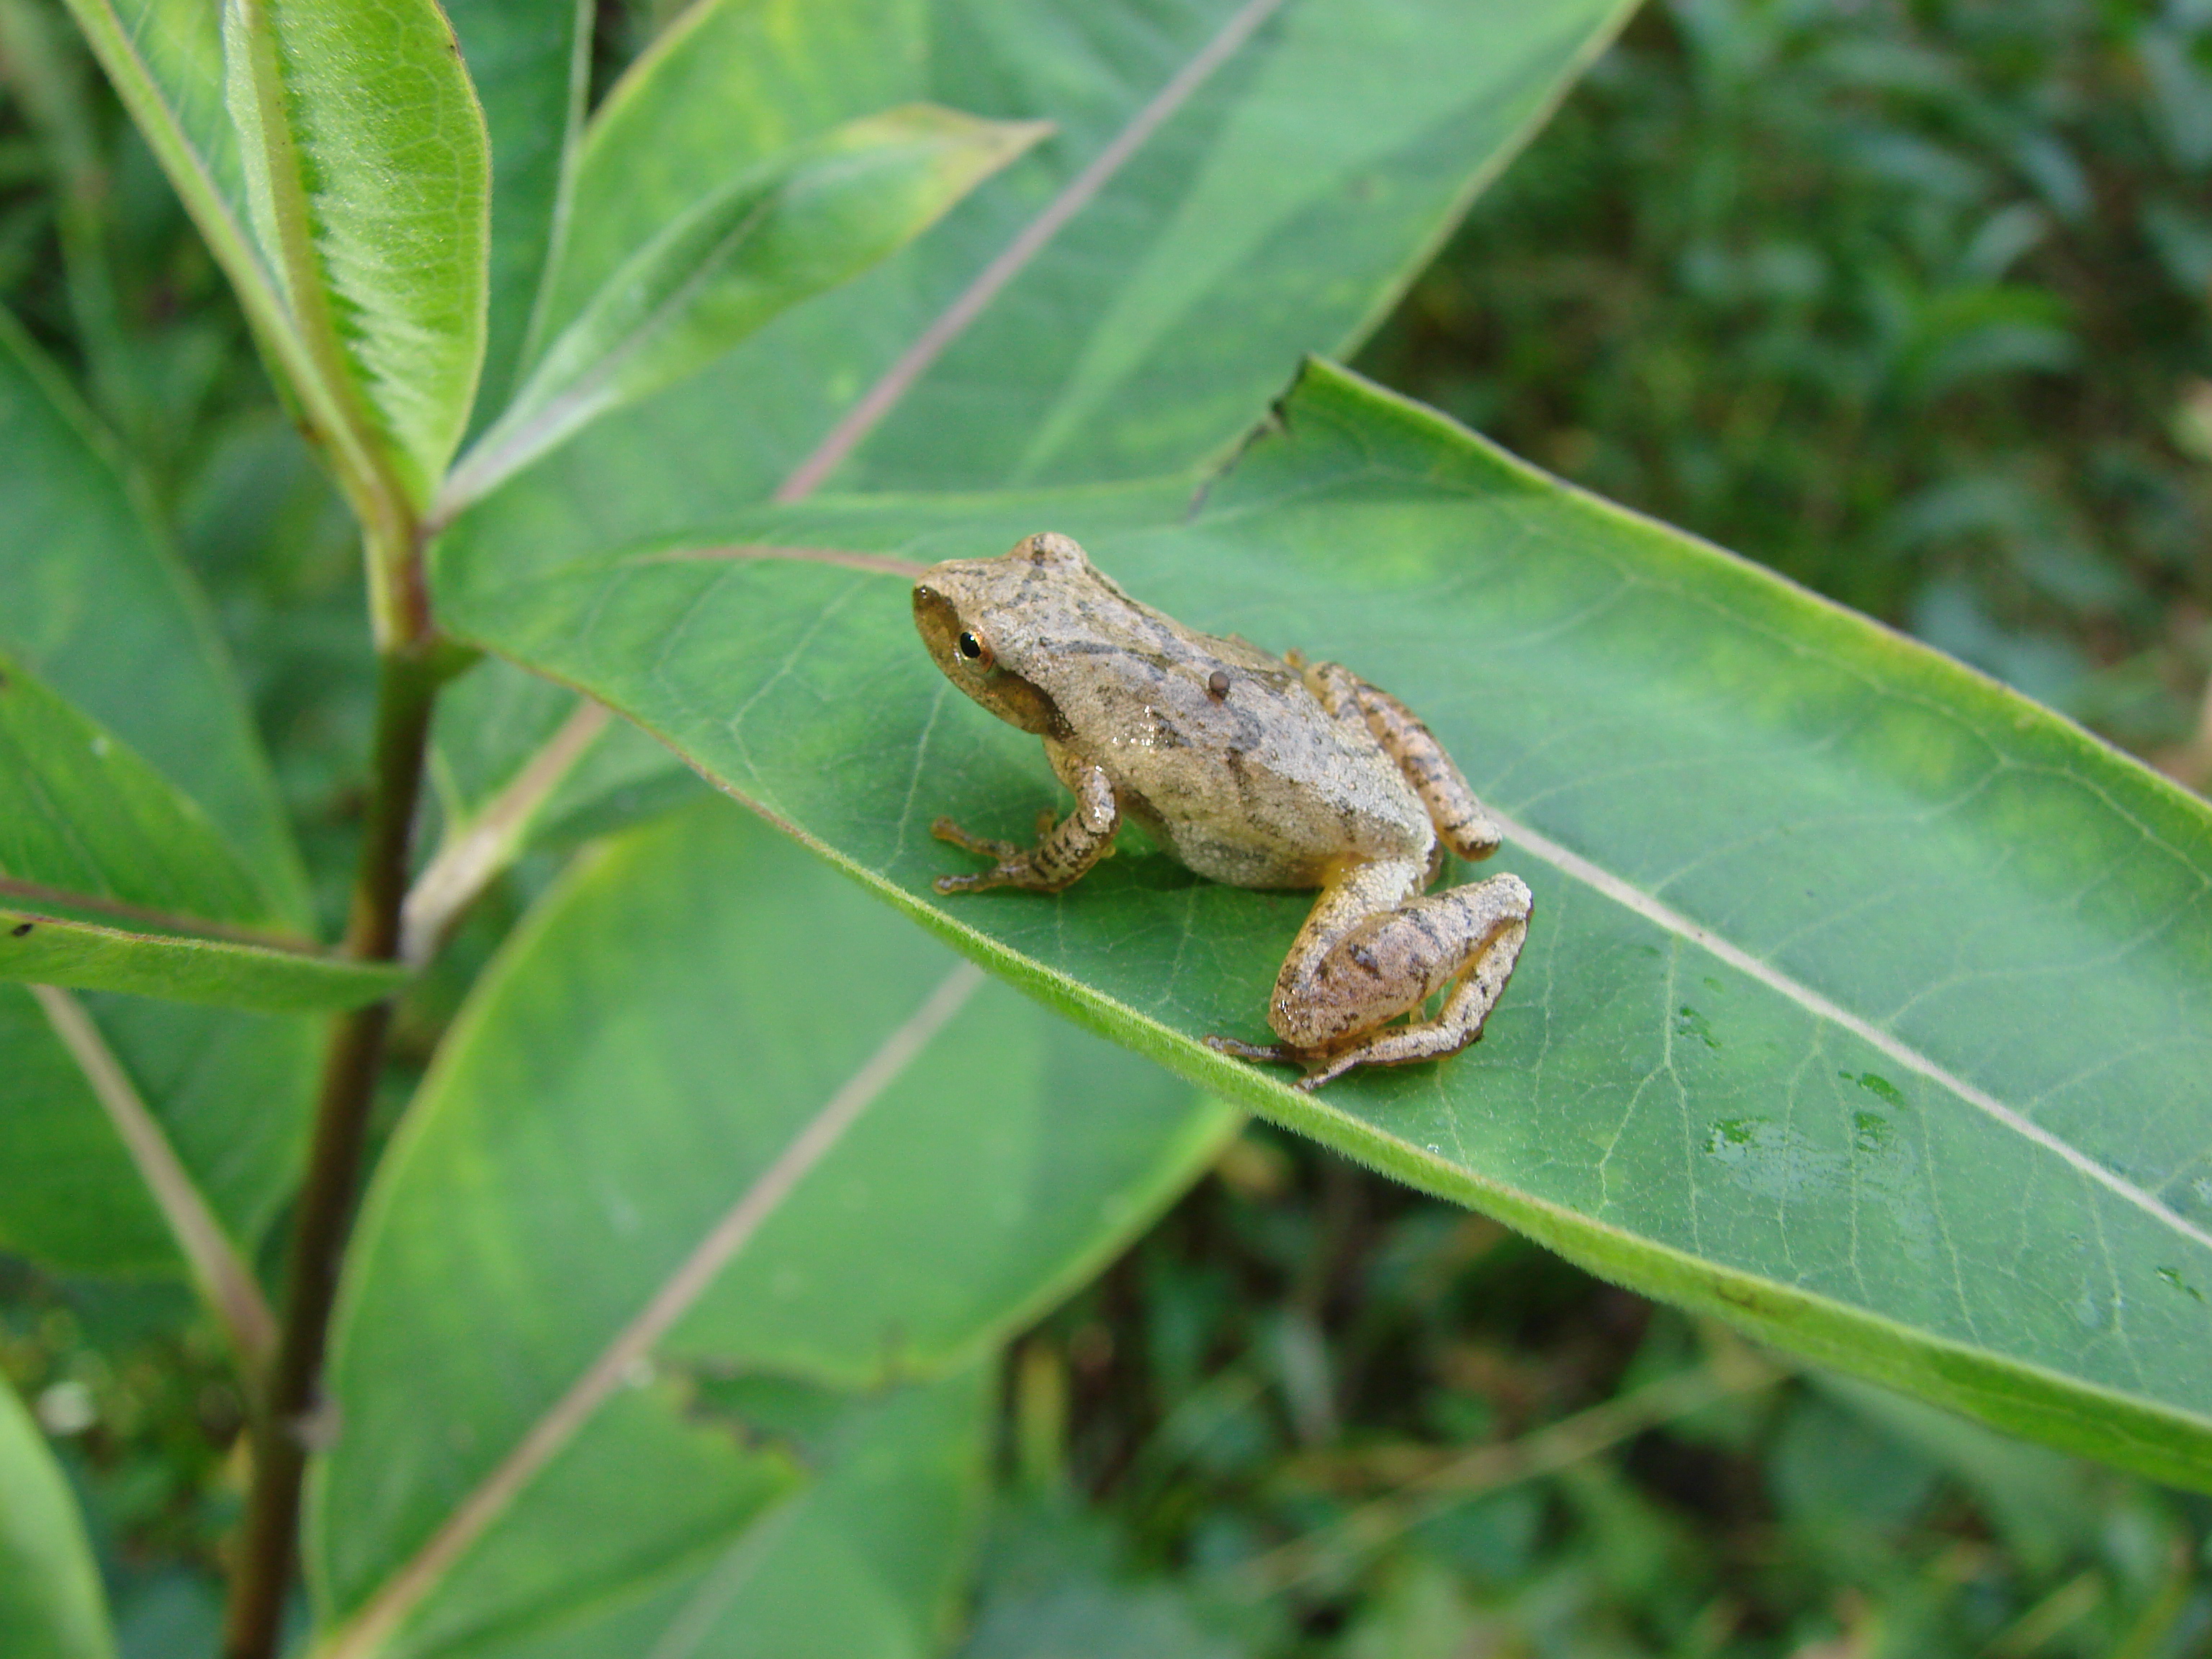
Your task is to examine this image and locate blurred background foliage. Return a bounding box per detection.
[2,0,2209,1654]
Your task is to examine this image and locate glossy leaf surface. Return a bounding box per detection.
[224,0,490,508]
[310,805,1235,1653]
[439,361,2212,1490]
[447,106,1046,511]
[0,1379,114,1659]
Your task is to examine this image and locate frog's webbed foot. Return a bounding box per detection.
[930,766,1120,895]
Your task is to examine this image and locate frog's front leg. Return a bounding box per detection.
[1207,858,1532,1090]
[932,764,1119,894]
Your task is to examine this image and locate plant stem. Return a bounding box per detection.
[222,642,441,1659]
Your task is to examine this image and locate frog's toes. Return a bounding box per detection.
[1206,1033,1362,1092]
[1202,1033,1285,1063]
[1289,1051,1364,1092]
[930,816,1022,861]
[934,868,1013,894]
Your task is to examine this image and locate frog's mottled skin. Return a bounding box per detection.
[914,531,1531,1089]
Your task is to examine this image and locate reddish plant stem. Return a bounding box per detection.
[221,644,441,1659]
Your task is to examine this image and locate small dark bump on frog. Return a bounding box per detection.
[913,531,1532,1091]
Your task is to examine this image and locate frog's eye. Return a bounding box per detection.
[957,630,994,670]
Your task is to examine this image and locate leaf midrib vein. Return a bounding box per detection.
[462,551,2212,1262]
[1496,808,2212,1257]
[312,962,985,1659]
[771,0,1297,501]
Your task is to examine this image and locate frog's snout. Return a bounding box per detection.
[912,581,965,675]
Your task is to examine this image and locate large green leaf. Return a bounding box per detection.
[370,1368,992,1659]
[429,0,1633,875]
[445,106,1048,513]
[309,804,1236,1655]
[437,361,2212,1491]
[222,0,489,512]
[0,1377,114,1659]
[442,0,1633,540]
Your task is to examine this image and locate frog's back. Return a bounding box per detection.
[1035,621,1431,891]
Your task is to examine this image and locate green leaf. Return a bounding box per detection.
[0,650,390,1009]
[310,804,1235,1655]
[0,987,173,1272]
[442,0,1633,535]
[0,974,313,1298]
[626,1367,991,1659]
[0,311,307,924]
[222,0,490,511]
[0,648,275,932]
[445,107,1047,513]
[56,0,300,418]
[428,0,1632,864]
[318,1371,806,1659]
[0,334,317,1290]
[5,986,279,1367]
[444,0,588,423]
[0,910,407,1012]
[0,1377,114,1659]
[437,361,2212,1491]
[385,1367,992,1659]
[429,670,701,852]
[522,0,925,354]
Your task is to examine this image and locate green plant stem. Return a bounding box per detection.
[222,642,441,1659]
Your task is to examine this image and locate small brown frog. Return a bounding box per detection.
[913,531,1531,1090]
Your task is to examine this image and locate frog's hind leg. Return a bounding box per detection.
[933,764,1119,894]
[1300,661,1501,860]
[1290,877,1532,1090]
[1208,865,1532,1091]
